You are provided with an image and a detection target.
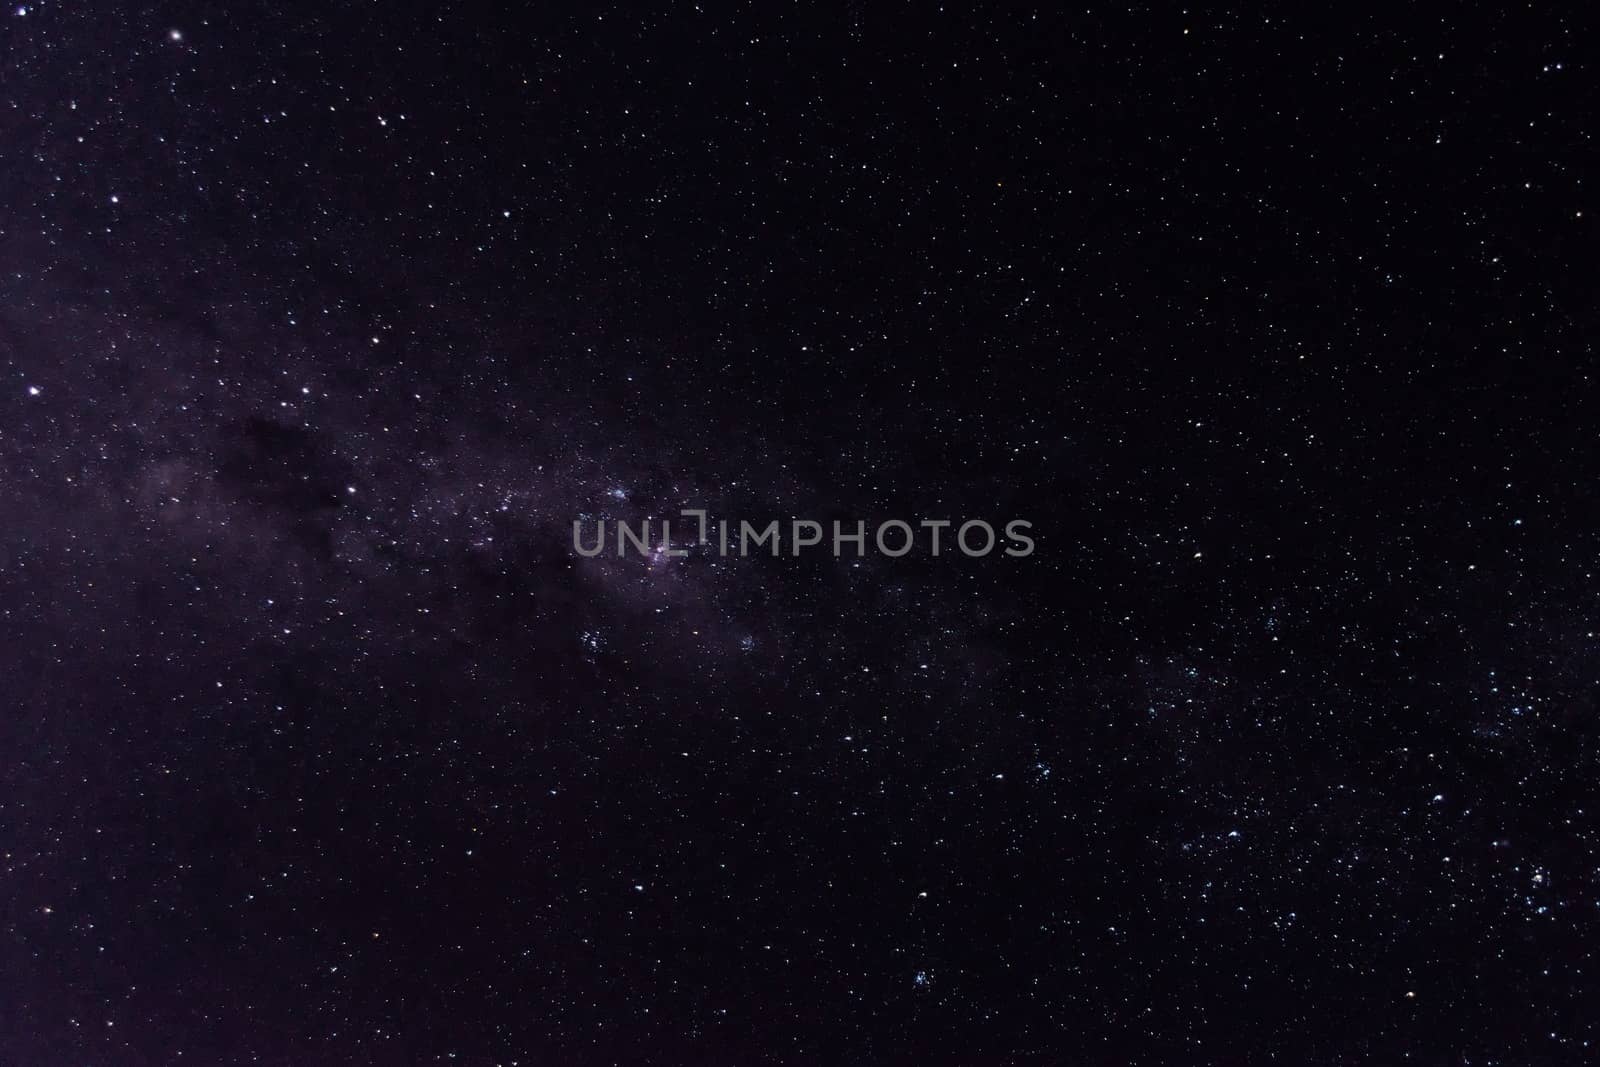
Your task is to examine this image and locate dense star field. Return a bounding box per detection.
[2,3,1597,1064]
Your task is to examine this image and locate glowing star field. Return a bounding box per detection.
[1,4,1596,1064]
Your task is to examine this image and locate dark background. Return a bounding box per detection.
[2,3,1597,1063]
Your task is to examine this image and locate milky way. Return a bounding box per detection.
[3,4,1598,1064]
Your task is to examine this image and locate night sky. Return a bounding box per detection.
[2,4,1598,1064]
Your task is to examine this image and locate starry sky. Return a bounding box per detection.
[2,3,1597,1064]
